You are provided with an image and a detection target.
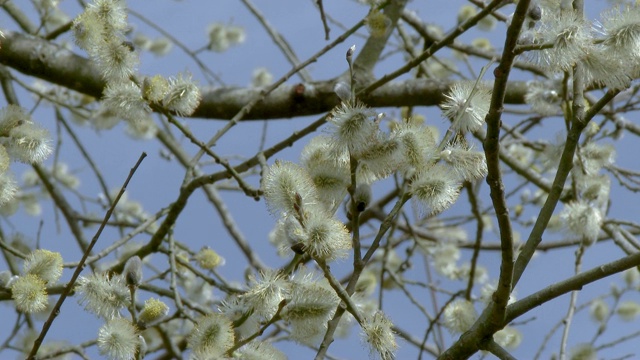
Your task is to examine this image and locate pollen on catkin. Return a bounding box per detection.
[142,75,169,103]
[366,9,391,37]
[10,274,48,313]
[194,247,225,269]
[23,249,63,285]
[138,298,169,326]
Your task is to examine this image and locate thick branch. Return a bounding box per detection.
[506,251,640,323]
[0,30,530,120]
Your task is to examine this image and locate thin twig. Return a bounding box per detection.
[315,0,330,40]
[241,0,311,82]
[464,182,484,301]
[225,299,288,356]
[559,245,585,360]
[28,152,147,360]
[187,18,367,167]
[506,251,640,323]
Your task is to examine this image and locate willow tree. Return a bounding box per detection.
[1,0,640,359]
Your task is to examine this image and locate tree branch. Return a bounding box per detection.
[506,251,640,323]
[0,30,531,120]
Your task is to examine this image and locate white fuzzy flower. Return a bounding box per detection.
[207,23,245,52]
[569,343,597,360]
[149,37,172,56]
[219,296,260,339]
[561,200,602,246]
[440,143,488,181]
[251,67,273,87]
[576,142,615,175]
[102,82,150,122]
[0,105,52,164]
[410,164,461,215]
[389,121,438,174]
[534,12,590,71]
[524,80,561,115]
[494,326,522,349]
[93,37,138,81]
[600,5,640,61]
[589,298,609,323]
[241,269,289,318]
[361,311,397,360]
[300,211,352,262]
[443,299,477,334]
[328,101,379,156]
[283,272,340,345]
[263,160,319,216]
[300,136,350,210]
[581,45,633,90]
[617,301,640,321]
[97,317,139,360]
[188,313,235,358]
[75,272,130,319]
[235,341,287,360]
[162,72,201,116]
[23,249,63,285]
[0,172,18,207]
[441,81,492,133]
[11,274,48,313]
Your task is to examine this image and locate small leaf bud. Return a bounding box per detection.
[527,4,542,21]
[346,45,356,60]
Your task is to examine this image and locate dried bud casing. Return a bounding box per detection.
[353,183,372,212]
[334,82,352,102]
[123,256,143,287]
